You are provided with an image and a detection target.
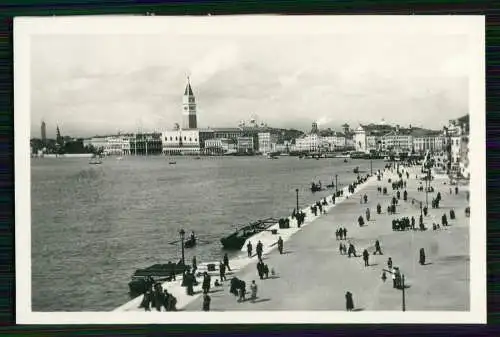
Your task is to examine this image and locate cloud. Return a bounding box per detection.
[189,44,240,86]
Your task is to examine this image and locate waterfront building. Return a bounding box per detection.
[205,138,236,154]
[162,129,200,155]
[444,114,469,178]
[353,120,394,153]
[130,132,163,155]
[258,132,279,154]
[84,136,108,152]
[294,122,323,152]
[412,129,445,154]
[236,136,254,153]
[182,77,197,130]
[381,125,414,154]
[104,135,132,156]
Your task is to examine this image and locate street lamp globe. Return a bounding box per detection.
[179,228,185,239]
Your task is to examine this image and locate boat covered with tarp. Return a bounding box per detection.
[220,218,279,250]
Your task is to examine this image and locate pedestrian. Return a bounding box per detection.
[238,281,246,302]
[387,257,393,270]
[202,293,211,311]
[366,208,371,221]
[250,280,258,302]
[374,240,382,255]
[192,256,197,274]
[363,249,370,267]
[219,261,226,281]
[381,271,387,282]
[339,242,344,255]
[257,260,264,280]
[202,272,211,294]
[419,248,426,265]
[223,253,231,271]
[257,240,264,259]
[343,228,347,240]
[140,290,152,311]
[345,291,354,311]
[277,236,284,254]
[335,228,339,240]
[263,264,269,279]
[247,241,253,258]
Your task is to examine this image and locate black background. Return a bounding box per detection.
[0,0,496,335]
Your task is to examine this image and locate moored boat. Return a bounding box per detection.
[128,261,188,297]
[220,218,279,250]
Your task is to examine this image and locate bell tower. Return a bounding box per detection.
[182,77,197,129]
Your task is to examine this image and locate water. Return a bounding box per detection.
[31,155,386,311]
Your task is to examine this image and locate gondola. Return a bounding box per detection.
[184,237,196,248]
[220,218,279,250]
[353,166,359,174]
[310,182,322,192]
[128,261,188,297]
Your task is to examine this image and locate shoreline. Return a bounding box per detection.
[113,171,379,312]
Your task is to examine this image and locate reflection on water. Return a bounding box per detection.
[31,156,385,311]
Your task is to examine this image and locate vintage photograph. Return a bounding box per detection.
[15,15,485,323]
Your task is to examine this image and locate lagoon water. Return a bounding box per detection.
[31,156,386,311]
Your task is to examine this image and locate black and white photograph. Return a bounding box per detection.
[15,15,486,324]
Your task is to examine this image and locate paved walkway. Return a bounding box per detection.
[183,165,470,311]
[114,172,376,312]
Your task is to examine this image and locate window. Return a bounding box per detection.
[175,137,178,140]
[195,138,197,142]
[170,137,172,141]
[189,137,192,141]
[184,136,186,141]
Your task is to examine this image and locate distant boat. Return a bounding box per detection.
[169,161,176,165]
[194,156,201,160]
[266,153,279,159]
[353,166,359,174]
[344,159,348,163]
[116,156,123,160]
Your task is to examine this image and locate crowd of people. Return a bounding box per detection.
[136,159,468,313]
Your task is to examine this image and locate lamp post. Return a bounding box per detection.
[295,188,299,212]
[335,174,338,196]
[370,157,373,175]
[420,201,423,218]
[402,274,406,311]
[179,228,186,266]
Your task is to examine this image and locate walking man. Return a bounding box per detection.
[219,261,226,281]
[223,253,231,271]
[345,291,354,311]
[362,249,370,267]
[247,241,253,258]
[374,240,383,255]
[256,240,264,260]
[277,236,284,254]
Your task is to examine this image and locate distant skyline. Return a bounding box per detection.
[30,17,470,138]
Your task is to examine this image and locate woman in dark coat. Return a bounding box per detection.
[419,248,426,265]
[345,291,354,311]
[202,293,211,311]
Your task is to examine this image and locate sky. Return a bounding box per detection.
[30,21,470,138]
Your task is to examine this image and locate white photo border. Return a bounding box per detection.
[14,15,486,324]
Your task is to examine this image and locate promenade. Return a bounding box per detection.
[114,169,375,312]
[182,165,469,311]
